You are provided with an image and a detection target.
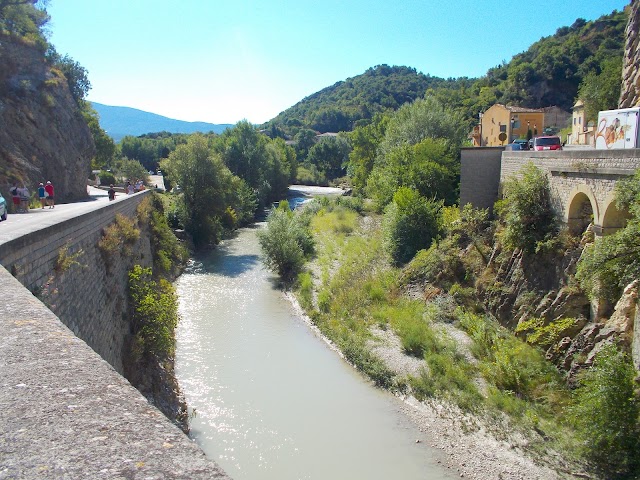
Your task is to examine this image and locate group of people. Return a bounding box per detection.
[9,181,54,213]
[126,179,145,194]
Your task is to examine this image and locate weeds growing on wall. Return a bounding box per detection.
[98,213,140,261]
[128,264,179,360]
[54,242,85,273]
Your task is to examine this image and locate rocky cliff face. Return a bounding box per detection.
[0,36,94,202]
[619,0,640,108]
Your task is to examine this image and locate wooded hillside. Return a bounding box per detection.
[264,8,628,135]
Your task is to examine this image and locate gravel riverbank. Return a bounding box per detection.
[285,292,585,480]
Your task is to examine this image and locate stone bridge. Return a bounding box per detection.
[461,148,640,236]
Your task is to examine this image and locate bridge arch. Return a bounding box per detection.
[566,186,598,235]
[600,194,631,236]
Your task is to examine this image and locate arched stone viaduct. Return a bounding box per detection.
[461,148,640,236]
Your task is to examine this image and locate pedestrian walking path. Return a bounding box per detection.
[0,186,126,248]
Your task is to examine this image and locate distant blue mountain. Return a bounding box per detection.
[91,102,233,142]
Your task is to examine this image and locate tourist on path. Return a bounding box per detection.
[45,181,54,208]
[38,182,46,209]
[126,182,134,195]
[108,184,116,201]
[17,185,30,213]
[10,183,20,213]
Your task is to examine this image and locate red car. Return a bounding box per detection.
[533,136,562,151]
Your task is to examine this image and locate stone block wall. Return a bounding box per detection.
[459,147,504,211]
[0,191,153,374]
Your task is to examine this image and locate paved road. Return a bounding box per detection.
[0,186,141,247]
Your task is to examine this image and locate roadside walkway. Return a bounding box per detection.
[0,186,117,246]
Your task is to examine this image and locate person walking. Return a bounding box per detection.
[17,185,30,213]
[38,182,46,209]
[108,184,116,201]
[10,182,20,213]
[45,180,54,208]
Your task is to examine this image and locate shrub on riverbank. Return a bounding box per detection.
[258,202,315,282]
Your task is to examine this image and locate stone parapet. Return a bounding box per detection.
[0,265,229,479]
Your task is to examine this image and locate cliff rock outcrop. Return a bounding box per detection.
[0,36,94,202]
[619,0,640,108]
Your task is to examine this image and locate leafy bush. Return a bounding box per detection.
[99,170,116,186]
[98,213,140,259]
[515,317,580,350]
[499,163,557,253]
[459,312,565,403]
[383,187,441,265]
[128,265,179,359]
[398,236,466,289]
[569,345,640,478]
[258,206,315,282]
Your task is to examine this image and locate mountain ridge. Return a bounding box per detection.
[91,102,233,141]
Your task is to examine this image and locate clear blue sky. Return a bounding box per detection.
[47,0,630,125]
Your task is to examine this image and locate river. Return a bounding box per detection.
[175,189,453,480]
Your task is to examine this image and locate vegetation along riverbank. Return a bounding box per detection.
[259,182,640,479]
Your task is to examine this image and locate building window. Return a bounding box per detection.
[574,118,577,125]
[579,117,582,125]
[499,124,507,132]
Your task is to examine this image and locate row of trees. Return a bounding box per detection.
[160,122,296,247]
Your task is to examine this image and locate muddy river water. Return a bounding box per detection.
[175,189,453,480]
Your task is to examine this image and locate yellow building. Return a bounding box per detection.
[471,104,545,147]
[569,100,595,145]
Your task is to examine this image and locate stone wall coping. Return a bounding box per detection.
[549,167,638,176]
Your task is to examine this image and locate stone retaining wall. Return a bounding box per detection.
[0,191,152,373]
[460,147,504,211]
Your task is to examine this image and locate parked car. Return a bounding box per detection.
[0,192,7,221]
[533,136,562,151]
[505,142,522,151]
[513,139,529,150]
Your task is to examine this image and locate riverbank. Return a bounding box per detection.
[284,291,575,480]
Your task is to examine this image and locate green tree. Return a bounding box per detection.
[81,106,116,169]
[47,51,91,105]
[577,58,623,122]
[294,128,317,161]
[214,121,290,208]
[128,264,178,358]
[347,113,389,193]
[498,163,557,253]
[118,158,148,183]
[367,137,457,210]
[378,96,467,158]
[306,136,350,181]
[383,187,442,265]
[161,134,235,246]
[0,0,49,45]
